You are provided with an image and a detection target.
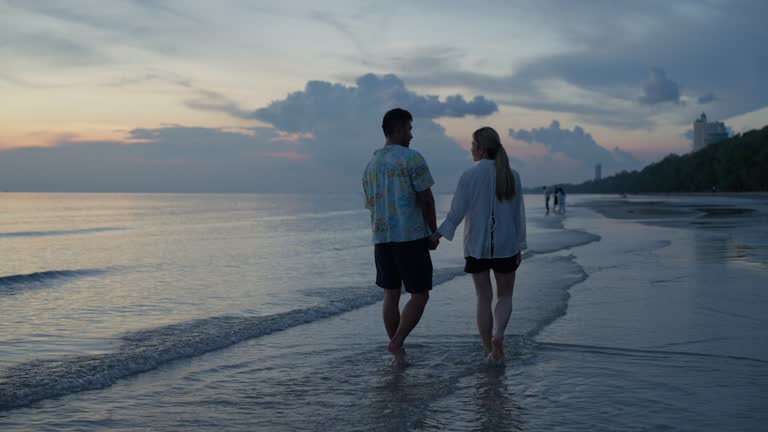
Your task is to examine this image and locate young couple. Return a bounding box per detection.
[363,108,527,367]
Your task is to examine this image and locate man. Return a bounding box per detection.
[544,186,551,215]
[362,107,438,366]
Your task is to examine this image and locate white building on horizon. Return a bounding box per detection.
[693,113,728,152]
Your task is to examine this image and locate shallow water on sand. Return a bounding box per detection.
[1,193,767,431]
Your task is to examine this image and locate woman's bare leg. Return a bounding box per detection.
[471,271,494,355]
[490,270,516,362]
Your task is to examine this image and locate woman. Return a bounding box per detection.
[431,127,526,363]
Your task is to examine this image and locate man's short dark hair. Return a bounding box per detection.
[382,108,413,137]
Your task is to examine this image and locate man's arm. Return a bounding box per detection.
[415,188,437,234]
[408,151,436,243]
[362,179,372,210]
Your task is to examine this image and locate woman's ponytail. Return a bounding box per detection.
[494,145,515,201]
[473,127,515,201]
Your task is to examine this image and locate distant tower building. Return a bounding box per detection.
[594,163,602,181]
[693,113,728,151]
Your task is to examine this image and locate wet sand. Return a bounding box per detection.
[579,196,761,221]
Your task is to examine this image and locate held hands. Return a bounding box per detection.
[428,232,441,250]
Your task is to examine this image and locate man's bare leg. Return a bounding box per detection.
[383,288,401,340]
[387,292,429,365]
[490,271,516,362]
[472,271,493,356]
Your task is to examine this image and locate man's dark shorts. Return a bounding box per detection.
[375,237,433,293]
[464,256,518,274]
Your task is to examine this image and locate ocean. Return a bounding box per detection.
[1,192,766,431]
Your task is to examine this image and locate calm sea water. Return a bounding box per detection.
[1,193,766,431]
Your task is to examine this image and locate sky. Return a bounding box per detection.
[1,0,767,192]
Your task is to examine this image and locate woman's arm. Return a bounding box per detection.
[436,173,469,241]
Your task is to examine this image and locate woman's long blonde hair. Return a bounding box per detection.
[473,126,515,201]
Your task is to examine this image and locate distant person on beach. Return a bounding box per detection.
[544,186,551,215]
[430,127,526,363]
[363,107,439,367]
[552,186,565,214]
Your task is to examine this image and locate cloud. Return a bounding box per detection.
[5,1,144,35]
[639,68,681,105]
[373,50,670,129]
[0,126,331,192]
[380,2,768,129]
[187,73,497,185]
[241,74,497,133]
[6,68,640,191]
[128,0,197,21]
[308,10,369,59]
[509,120,641,172]
[1,74,500,192]
[6,0,765,137]
[5,0,195,33]
[1,0,205,67]
[184,90,253,119]
[187,73,497,134]
[698,92,717,104]
[0,33,108,67]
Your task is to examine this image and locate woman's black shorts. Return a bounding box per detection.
[464,256,518,274]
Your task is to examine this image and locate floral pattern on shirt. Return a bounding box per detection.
[362,145,434,244]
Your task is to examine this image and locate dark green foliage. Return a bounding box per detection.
[566,126,768,193]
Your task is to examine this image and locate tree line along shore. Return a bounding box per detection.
[560,125,768,194]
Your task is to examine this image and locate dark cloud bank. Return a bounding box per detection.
[1,74,638,192]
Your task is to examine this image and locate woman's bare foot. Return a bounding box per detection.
[488,336,504,364]
[482,340,492,357]
[387,340,408,367]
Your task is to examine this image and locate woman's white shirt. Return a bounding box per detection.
[437,159,526,258]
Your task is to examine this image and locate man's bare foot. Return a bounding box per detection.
[482,341,492,357]
[388,340,408,367]
[488,336,504,364]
